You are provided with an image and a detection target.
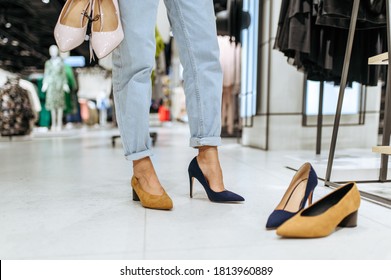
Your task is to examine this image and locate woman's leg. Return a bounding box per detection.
[112,0,164,195]
[163,0,225,192]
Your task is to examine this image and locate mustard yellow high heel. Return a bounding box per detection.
[131,176,173,210]
[276,182,361,238]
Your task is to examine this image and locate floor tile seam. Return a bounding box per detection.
[142,210,147,259]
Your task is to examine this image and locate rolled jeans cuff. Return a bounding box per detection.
[125,149,153,161]
[190,136,222,147]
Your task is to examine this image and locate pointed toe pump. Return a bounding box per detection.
[188,157,245,203]
[276,182,361,238]
[54,0,92,52]
[266,162,318,229]
[131,176,173,210]
[90,0,124,59]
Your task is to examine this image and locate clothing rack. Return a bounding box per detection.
[324,0,391,206]
[316,81,324,155]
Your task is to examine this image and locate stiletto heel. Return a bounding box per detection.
[308,190,314,206]
[276,182,361,238]
[187,157,244,203]
[132,189,140,201]
[338,211,358,228]
[54,0,92,51]
[131,176,173,210]
[189,172,194,198]
[266,162,318,229]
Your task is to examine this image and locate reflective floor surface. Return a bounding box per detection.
[1,123,391,259]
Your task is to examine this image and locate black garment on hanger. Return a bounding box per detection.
[274,0,387,86]
[0,79,35,136]
[316,0,386,29]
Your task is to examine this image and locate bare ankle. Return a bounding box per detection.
[196,147,224,191]
[132,157,164,194]
[133,157,153,176]
[197,146,219,164]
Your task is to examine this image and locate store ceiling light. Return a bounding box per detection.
[42,0,50,4]
[5,22,12,29]
[11,40,19,46]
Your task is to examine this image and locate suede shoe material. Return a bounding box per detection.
[266,162,318,229]
[188,157,245,202]
[131,176,173,210]
[276,182,360,238]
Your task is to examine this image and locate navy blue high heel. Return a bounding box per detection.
[266,162,318,229]
[188,157,245,202]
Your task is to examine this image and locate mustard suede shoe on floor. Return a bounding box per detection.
[131,176,173,210]
[276,182,360,238]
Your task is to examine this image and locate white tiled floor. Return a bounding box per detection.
[1,123,391,260]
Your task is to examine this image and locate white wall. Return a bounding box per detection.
[241,0,381,151]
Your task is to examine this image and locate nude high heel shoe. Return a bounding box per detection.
[54,0,92,52]
[90,0,124,59]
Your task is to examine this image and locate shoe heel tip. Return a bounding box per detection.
[338,211,358,227]
[132,190,140,201]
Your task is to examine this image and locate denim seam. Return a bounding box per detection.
[172,0,205,137]
[115,40,132,158]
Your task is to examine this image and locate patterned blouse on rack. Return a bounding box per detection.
[0,80,35,136]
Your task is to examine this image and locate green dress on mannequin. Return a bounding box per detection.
[42,57,67,111]
[42,45,70,131]
[63,64,77,115]
[37,78,51,127]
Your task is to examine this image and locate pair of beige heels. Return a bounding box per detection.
[54,0,124,59]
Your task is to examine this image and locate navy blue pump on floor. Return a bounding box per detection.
[188,157,245,203]
[266,162,318,229]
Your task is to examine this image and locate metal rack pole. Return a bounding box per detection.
[324,0,361,183]
[379,0,391,181]
[316,81,324,155]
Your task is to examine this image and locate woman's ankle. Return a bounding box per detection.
[132,157,164,195]
[197,146,225,191]
[133,157,153,177]
[197,146,219,164]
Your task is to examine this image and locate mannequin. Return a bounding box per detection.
[42,45,69,131]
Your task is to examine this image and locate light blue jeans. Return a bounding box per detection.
[112,0,223,161]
